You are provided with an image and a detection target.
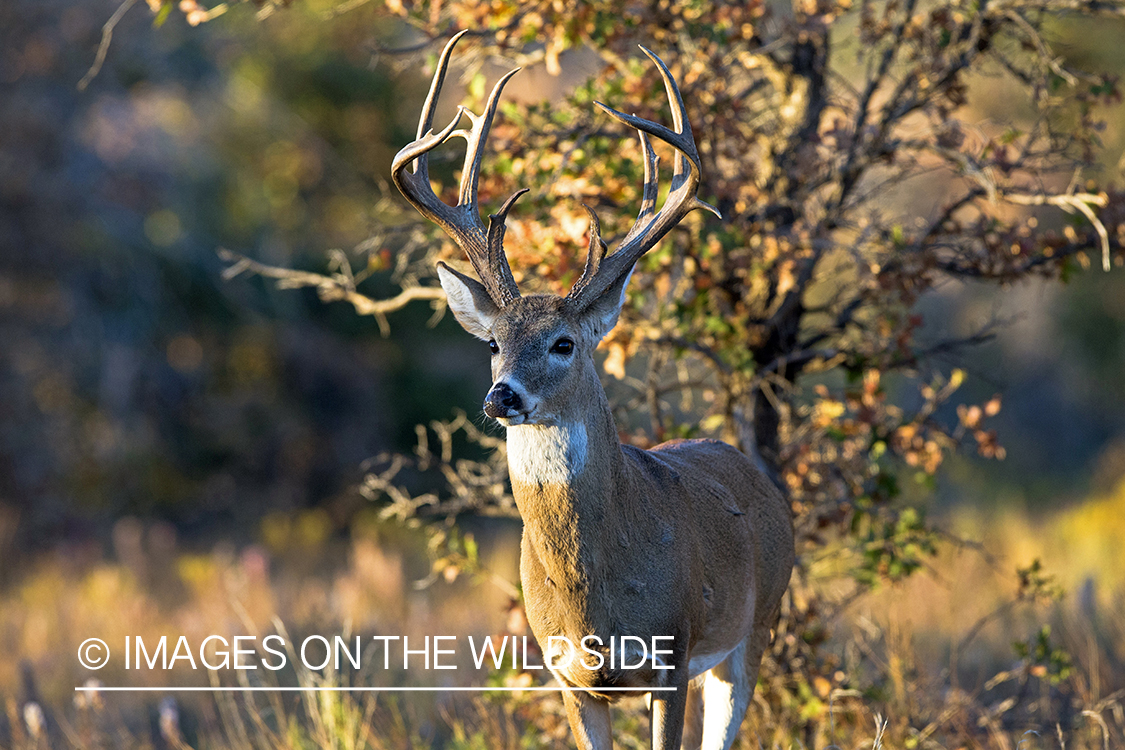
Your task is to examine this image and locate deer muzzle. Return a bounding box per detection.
[483,382,524,420]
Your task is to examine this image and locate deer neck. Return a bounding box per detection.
[505,397,620,497]
[504,368,624,553]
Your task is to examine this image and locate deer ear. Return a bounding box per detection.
[437,262,499,340]
[582,267,633,341]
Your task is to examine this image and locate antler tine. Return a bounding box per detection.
[569,203,610,299]
[619,130,659,246]
[412,29,467,174]
[565,46,721,311]
[456,66,521,211]
[485,188,529,302]
[643,46,690,193]
[390,31,523,307]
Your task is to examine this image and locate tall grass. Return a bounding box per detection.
[1,483,1123,749]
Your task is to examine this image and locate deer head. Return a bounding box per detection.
[391,31,720,427]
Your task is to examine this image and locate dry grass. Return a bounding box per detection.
[2,482,1124,749]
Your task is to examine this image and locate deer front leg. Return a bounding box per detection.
[652,662,692,750]
[562,690,613,750]
[698,638,752,750]
[680,679,705,750]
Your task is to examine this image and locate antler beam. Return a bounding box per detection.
[566,47,721,310]
[391,30,524,308]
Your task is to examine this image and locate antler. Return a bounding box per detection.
[566,47,721,311]
[391,30,524,308]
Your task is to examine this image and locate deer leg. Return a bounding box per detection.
[679,677,705,750]
[698,639,753,750]
[561,690,613,750]
[652,664,691,750]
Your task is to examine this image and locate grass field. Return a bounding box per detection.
[2,479,1123,748]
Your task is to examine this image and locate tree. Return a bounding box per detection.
[151,0,1124,743]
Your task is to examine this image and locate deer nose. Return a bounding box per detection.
[483,382,523,418]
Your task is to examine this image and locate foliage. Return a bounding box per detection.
[214,0,1124,548]
[53,0,1125,745]
[190,0,1125,741]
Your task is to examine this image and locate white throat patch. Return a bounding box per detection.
[506,421,588,485]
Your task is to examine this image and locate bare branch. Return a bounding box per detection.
[1004,191,1112,271]
[1002,9,1078,86]
[218,249,446,335]
[78,0,139,91]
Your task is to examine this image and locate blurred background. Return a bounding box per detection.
[1,0,1124,747]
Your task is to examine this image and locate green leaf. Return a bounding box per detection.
[153,1,173,27]
[468,72,486,103]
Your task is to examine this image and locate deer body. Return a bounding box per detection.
[513,422,787,694]
[393,33,795,750]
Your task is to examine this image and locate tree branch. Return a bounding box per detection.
[219,249,446,335]
[1003,190,1112,271]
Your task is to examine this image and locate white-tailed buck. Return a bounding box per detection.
[392,31,795,750]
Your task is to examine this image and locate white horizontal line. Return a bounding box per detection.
[74,686,676,693]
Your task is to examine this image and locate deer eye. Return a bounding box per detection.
[550,338,574,355]
[488,340,499,355]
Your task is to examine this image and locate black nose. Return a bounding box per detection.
[483,383,522,418]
